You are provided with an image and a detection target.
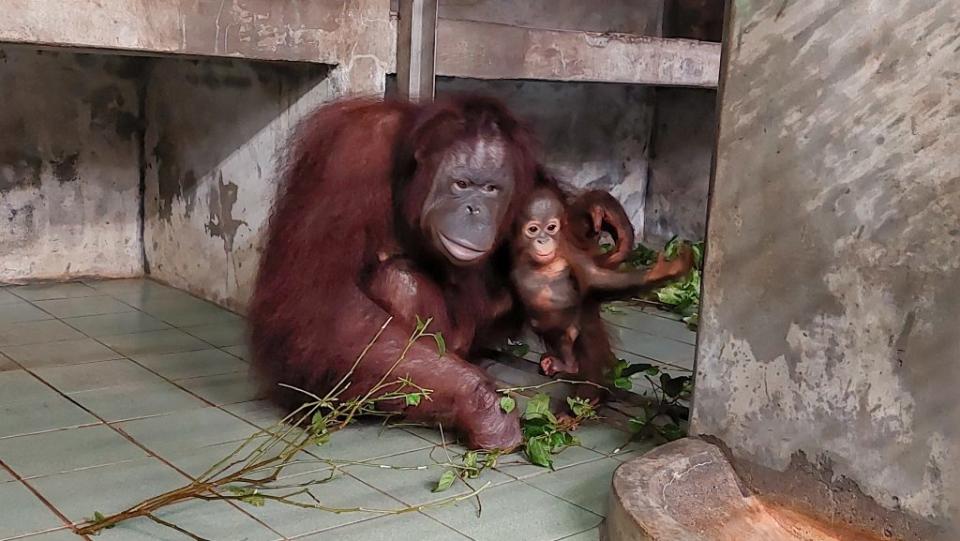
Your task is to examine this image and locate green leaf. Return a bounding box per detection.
[414,314,427,333]
[548,431,575,451]
[483,452,499,469]
[566,397,596,419]
[658,423,686,441]
[611,358,629,379]
[312,425,331,446]
[661,374,690,399]
[691,241,705,269]
[664,236,682,259]
[599,243,614,254]
[523,393,551,420]
[463,451,478,469]
[504,339,530,357]
[626,243,657,268]
[405,393,422,407]
[87,510,115,529]
[525,436,553,468]
[521,417,552,439]
[600,303,624,314]
[628,416,646,433]
[621,363,653,378]
[434,469,457,492]
[500,396,516,413]
[242,494,266,507]
[227,486,266,507]
[614,377,632,390]
[433,332,446,356]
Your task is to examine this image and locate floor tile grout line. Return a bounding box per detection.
[283,508,478,541]
[4,354,287,540]
[40,278,241,351]
[0,456,90,540]
[2,527,88,541]
[24,285,302,537]
[8,280,635,540]
[555,526,601,541]
[514,333,693,373]
[5,282,100,303]
[610,350,693,373]
[13,291,141,322]
[0,421,105,442]
[517,470,607,520]
[603,317,698,346]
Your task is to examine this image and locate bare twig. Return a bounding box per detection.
[74,317,484,537]
[147,514,212,541]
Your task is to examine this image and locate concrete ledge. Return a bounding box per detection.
[0,0,387,68]
[436,19,720,88]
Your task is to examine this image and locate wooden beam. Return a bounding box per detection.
[396,0,438,101]
[435,19,721,88]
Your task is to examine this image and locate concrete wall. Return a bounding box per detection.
[434,77,654,233]
[692,1,960,538]
[644,88,715,244]
[143,57,336,311]
[0,46,143,282]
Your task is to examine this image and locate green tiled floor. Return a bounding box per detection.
[0,279,693,540]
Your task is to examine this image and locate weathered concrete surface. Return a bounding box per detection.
[436,19,721,88]
[644,88,715,244]
[0,0,392,95]
[434,77,654,233]
[437,0,663,36]
[692,1,960,537]
[143,57,335,310]
[604,438,897,541]
[0,46,142,282]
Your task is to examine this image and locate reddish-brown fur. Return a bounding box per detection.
[248,96,540,450]
[566,189,636,268]
[525,177,634,403]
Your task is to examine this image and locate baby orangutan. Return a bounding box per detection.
[511,187,693,377]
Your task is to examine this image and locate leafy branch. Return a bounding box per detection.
[611,359,692,443]
[75,316,477,538]
[617,236,705,330]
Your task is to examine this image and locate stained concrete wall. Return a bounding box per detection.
[434,77,654,233]
[644,88,716,244]
[0,46,143,282]
[692,1,960,537]
[143,57,335,311]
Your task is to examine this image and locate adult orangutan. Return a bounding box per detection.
[248,95,632,450]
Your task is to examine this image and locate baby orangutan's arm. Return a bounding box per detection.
[571,245,693,294]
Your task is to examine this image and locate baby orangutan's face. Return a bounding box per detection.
[520,192,564,265]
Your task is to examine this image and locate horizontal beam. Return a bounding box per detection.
[436,19,721,88]
[0,0,364,66]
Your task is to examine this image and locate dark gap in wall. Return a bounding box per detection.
[663,0,726,41]
[644,87,662,239]
[136,60,153,275]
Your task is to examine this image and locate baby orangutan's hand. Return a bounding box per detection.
[646,244,694,283]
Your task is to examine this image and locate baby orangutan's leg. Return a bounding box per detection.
[539,327,581,377]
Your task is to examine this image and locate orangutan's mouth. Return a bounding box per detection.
[439,233,487,262]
